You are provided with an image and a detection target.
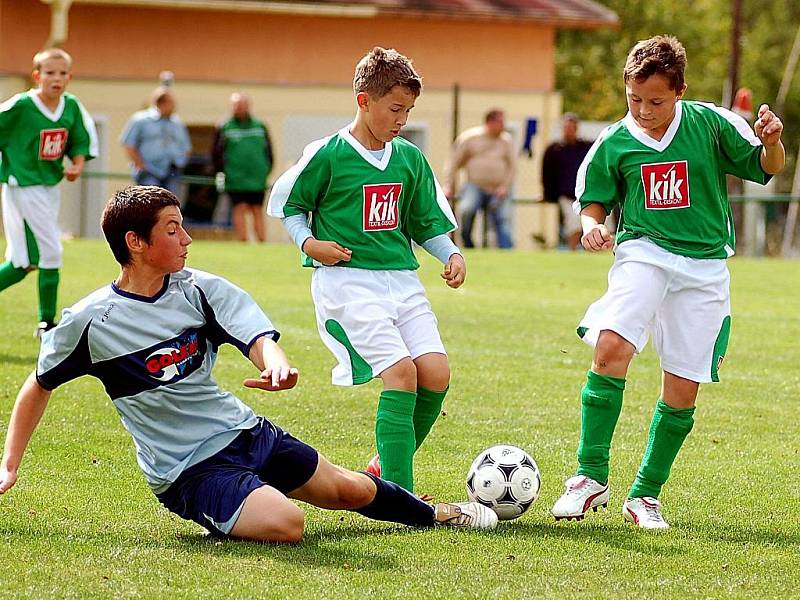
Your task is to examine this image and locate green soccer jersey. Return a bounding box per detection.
[0,90,98,187]
[577,100,770,259]
[268,127,456,270]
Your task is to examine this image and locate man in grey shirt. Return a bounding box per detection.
[121,87,191,197]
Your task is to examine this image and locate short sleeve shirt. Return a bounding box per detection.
[576,101,770,258]
[267,127,457,270]
[36,269,278,493]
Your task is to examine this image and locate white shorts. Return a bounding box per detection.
[578,237,731,383]
[1,184,62,269]
[560,196,582,235]
[311,266,446,386]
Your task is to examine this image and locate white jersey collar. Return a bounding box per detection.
[340,125,393,171]
[29,90,66,122]
[624,100,683,152]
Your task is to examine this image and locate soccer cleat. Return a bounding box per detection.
[623,497,669,530]
[366,454,381,478]
[434,502,498,530]
[551,475,610,521]
[35,320,57,339]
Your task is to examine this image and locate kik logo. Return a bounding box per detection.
[39,128,68,161]
[363,183,402,231]
[641,161,690,209]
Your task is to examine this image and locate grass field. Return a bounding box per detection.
[0,240,798,598]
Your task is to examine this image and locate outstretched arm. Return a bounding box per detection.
[0,372,52,494]
[244,336,299,392]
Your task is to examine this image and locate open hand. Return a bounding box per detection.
[754,104,783,147]
[244,366,299,392]
[441,253,466,288]
[581,224,613,252]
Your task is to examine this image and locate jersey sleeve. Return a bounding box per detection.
[266,137,331,218]
[406,151,457,244]
[712,106,770,185]
[0,94,23,149]
[191,271,279,357]
[36,306,94,391]
[66,97,99,161]
[576,129,621,213]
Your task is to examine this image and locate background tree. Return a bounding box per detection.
[557,0,800,190]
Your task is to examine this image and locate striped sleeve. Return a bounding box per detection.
[266,136,332,218]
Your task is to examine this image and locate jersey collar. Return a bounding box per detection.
[111,274,170,303]
[623,100,683,152]
[339,125,393,171]
[29,90,66,122]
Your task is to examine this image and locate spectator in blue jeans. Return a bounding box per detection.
[444,109,516,248]
[121,87,191,197]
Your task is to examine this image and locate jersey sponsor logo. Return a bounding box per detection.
[641,161,690,209]
[363,183,401,231]
[144,331,202,382]
[39,128,69,161]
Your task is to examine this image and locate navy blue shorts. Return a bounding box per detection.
[156,418,319,536]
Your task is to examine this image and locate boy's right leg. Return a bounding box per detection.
[229,485,306,543]
[289,456,497,530]
[552,332,632,520]
[377,358,419,492]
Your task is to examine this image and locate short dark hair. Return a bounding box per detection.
[101,186,180,266]
[485,109,505,123]
[623,35,687,92]
[353,47,422,99]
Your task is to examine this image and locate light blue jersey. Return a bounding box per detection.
[36,269,277,493]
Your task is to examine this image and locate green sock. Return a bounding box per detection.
[628,399,695,499]
[37,268,60,322]
[0,260,28,292]
[375,389,417,492]
[576,370,626,485]
[413,386,447,451]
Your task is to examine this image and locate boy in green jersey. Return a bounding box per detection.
[551,35,785,529]
[0,48,98,337]
[268,47,465,493]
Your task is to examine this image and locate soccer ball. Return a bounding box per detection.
[465,444,541,520]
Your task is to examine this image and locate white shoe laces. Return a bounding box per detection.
[642,499,664,522]
[566,477,591,497]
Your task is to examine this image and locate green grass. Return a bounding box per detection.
[1,241,798,598]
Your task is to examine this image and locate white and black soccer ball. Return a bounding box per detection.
[465,444,541,520]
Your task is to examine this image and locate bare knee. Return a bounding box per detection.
[415,353,450,391]
[381,358,417,391]
[253,505,305,544]
[593,330,635,375]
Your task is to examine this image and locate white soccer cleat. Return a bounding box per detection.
[623,497,670,530]
[434,502,498,530]
[551,475,610,521]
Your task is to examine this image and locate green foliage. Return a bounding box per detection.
[0,240,798,597]
[557,0,800,188]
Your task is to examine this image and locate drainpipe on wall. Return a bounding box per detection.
[40,0,74,48]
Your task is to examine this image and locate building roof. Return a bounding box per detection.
[74,0,619,29]
[317,0,620,28]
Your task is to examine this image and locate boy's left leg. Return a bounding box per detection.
[412,352,449,450]
[624,372,697,530]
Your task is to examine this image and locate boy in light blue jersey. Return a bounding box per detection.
[551,35,785,529]
[268,47,464,493]
[0,186,496,542]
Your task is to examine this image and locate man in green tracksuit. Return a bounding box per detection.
[212,93,273,242]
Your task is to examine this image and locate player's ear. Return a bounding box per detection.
[676,83,687,100]
[356,91,371,112]
[31,69,41,85]
[125,231,145,256]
